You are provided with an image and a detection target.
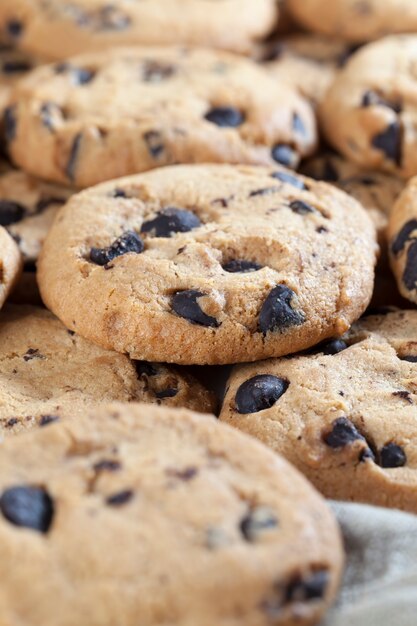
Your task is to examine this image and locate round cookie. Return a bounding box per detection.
[258,35,357,107]
[0,304,216,437]
[0,226,22,310]
[3,46,317,188]
[220,309,417,513]
[287,0,417,42]
[38,164,377,365]
[0,402,343,626]
[388,176,417,304]
[0,161,73,266]
[0,0,277,59]
[320,35,417,179]
[301,153,404,243]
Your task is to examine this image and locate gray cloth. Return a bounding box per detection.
[324,502,417,626]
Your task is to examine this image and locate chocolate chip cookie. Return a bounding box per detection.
[0,304,215,437]
[258,35,356,107]
[220,309,417,513]
[0,161,73,266]
[4,46,317,187]
[0,0,277,59]
[301,153,404,244]
[388,176,417,304]
[320,35,417,179]
[38,164,377,365]
[287,0,417,42]
[0,401,344,626]
[0,226,22,309]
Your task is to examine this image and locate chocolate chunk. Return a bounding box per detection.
[141,208,201,238]
[155,388,179,399]
[235,374,289,414]
[320,339,348,355]
[249,187,280,198]
[6,20,23,38]
[392,390,412,403]
[324,417,364,448]
[65,133,82,182]
[289,200,314,215]
[6,418,18,428]
[38,415,60,427]
[135,361,158,377]
[98,5,130,30]
[222,259,262,273]
[270,170,307,190]
[259,285,305,334]
[271,144,298,168]
[371,121,402,166]
[23,348,44,362]
[0,486,54,533]
[0,200,26,226]
[292,112,306,136]
[93,460,121,472]
[3,105,17,142]
[240,507,278,542]
[112,188,128,198]
[166,467,198,481]
[204,106,244,127]
[142,60,176,82]
[171,290,219,328]
[90,231,144,266]
[143,130,164,158]
[391,219,417,255]
[361,90,402,113]
[55,63,95,85]
[2,60,32,74]
[403,240,417,291]
[106,490,134,506]
[400,355,417,363]
[379,443,407,468]
[286,569,329,603]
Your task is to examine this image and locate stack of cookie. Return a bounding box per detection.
[0,0,417,623]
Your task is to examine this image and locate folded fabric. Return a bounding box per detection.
[324,502,417,626]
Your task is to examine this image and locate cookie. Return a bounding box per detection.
[388,176,417,304]
[0,161,73,266]
[0,304,216,437]
[4,46,317,188]
[258,35,356,107]
[301,153,404,244]
[220,309,417,513]
[287,0,417,42]
[320,36,417,179]
[38,164,377,365]
[0,401,343,626]
[0,226,22,310]
[0,0,277,59]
